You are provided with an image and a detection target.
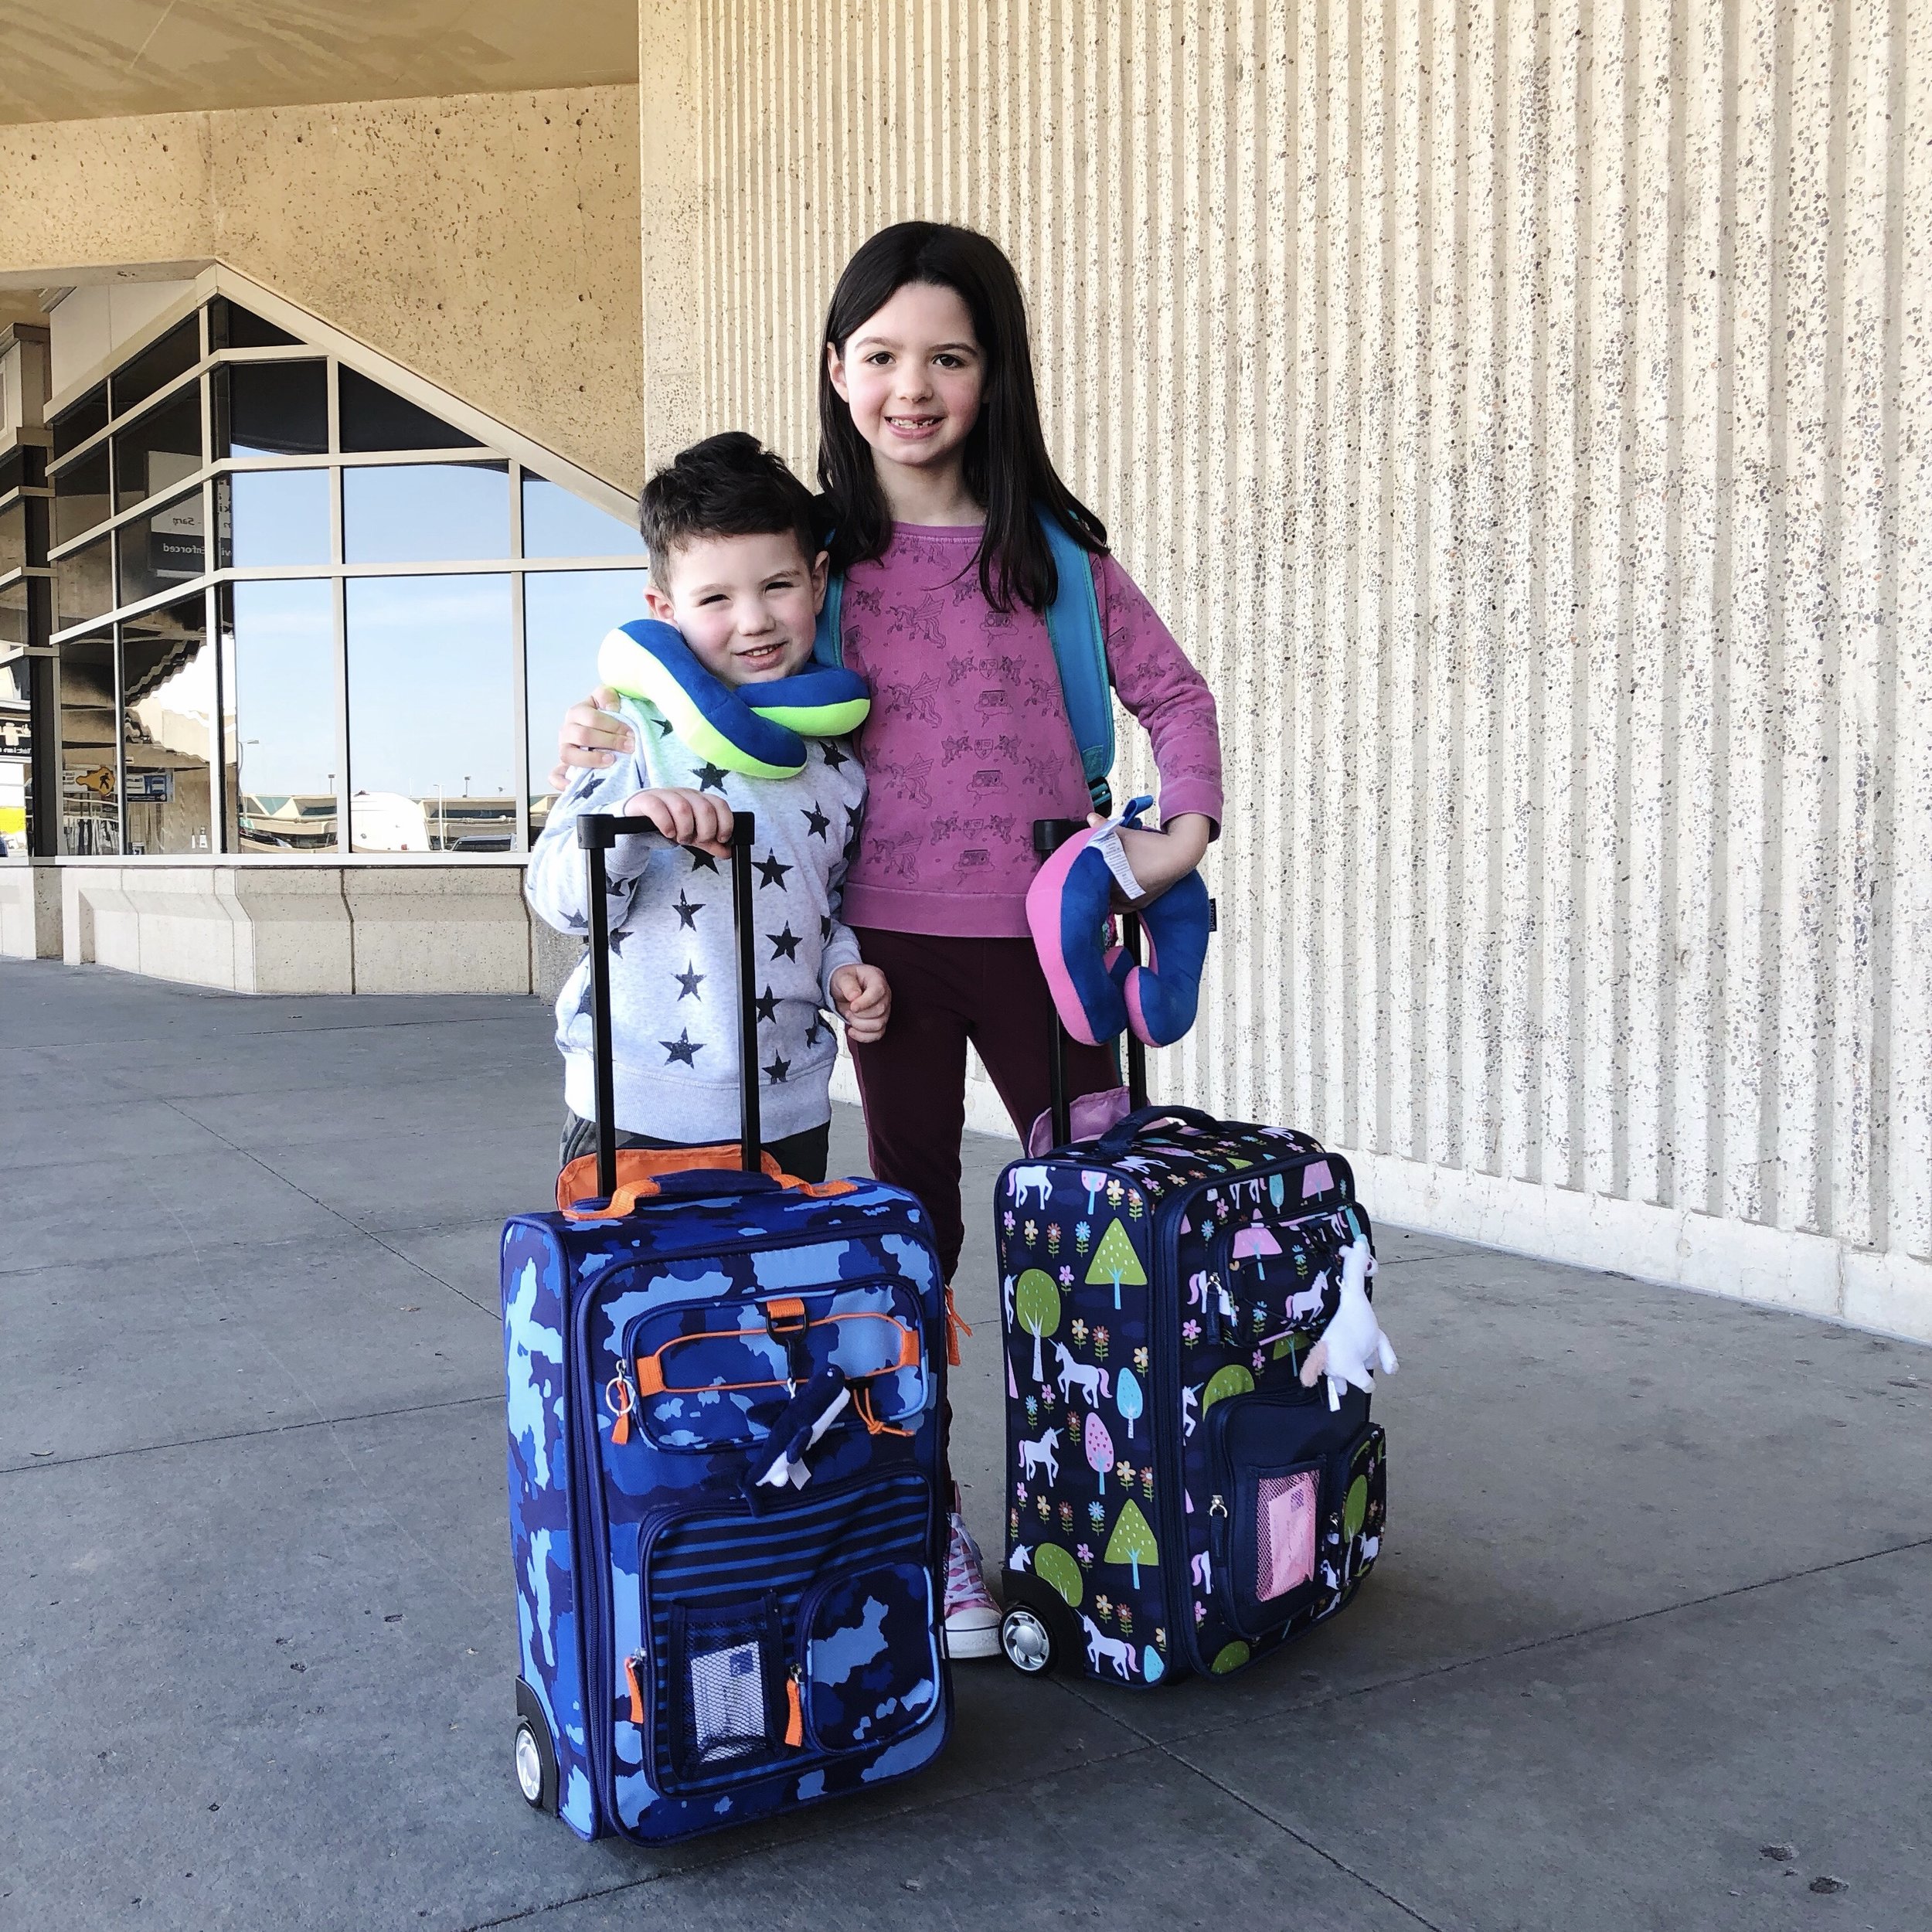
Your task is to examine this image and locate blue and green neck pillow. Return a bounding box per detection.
[597,618,870,779]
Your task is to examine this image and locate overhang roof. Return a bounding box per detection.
[1,0,641,126]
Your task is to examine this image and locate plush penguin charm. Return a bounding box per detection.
[1298,1236,1397,1412]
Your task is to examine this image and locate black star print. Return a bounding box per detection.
[561,909,588,933]
[764,1054,791,1084]
[692,761,730,793]
[820,741,849,771]
[573,975,595,1019]
[672,892,703,929]
[755,851,792,889]
[661,1029,702,1066]
[753,986,780,1024]
[768,925,801,961]
[819,914,833,941]
[804,1013,825,1047]
[674,964,704,1002]
[802,804,831,841]
[689,849,719,873]
[608,927,630,957]
[653,715,677,736]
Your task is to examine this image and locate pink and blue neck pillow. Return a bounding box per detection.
[1026,796,1212,1048]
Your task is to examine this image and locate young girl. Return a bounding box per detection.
[555,222,1223,1658]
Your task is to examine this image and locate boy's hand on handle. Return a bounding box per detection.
[621,787,735,857]
[549,686,632,788]
[1090,810,1213,907]
[829,964,891,1045]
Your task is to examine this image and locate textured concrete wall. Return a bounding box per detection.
[0,85,642,489]
[648,0,1932,1338]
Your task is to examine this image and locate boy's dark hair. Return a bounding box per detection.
[818,221,1107,614]
[638,431,822,589]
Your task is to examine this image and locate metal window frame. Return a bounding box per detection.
[42,267,648,865]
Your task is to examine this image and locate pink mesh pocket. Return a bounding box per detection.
[1256,1471,1319,1600]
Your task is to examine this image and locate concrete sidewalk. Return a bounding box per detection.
[3,959,1927,1932]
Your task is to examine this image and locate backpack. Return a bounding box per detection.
[811,507,1116,812]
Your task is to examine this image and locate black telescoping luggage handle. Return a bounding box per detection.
[576,811,761,1196]
[1090,1104,1222,1161]
[1032,817,1151,1148]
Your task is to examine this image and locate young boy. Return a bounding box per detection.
[525,432,889,1183]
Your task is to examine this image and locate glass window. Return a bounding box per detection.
[342,463,509,565]
[0,498,25,577]
[219,469,332,570]
[346,574,514,852]
[58,630,119,855]
[338,367,481,453]
[521,476,646,560]
[51,384,107,461]
[118,488,206,607]
[217,361,328,457]
[111,318,199,419]
[0,448,21,496]
[0,577,27,649]
[115,386,203,514]
[121,597,216,856]
[56,532,115,631]
[222,580,339,852]
[524,569,649,838]
[208,297,299,350]
[1,654,31,852]
[54,446,112,546]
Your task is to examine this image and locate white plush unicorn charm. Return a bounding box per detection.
[1298,1235,1397,1411]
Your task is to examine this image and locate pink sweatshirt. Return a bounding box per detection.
[836,522,1223,937]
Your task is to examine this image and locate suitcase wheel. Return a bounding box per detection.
[513,1678,559,1812]
[1000,1604,1056,1675]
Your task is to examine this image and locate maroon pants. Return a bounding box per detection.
[848,927,1120,1281]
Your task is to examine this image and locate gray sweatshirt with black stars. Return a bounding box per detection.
[525,711,866,1143]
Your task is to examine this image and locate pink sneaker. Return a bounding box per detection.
[943,1500,1001,1660]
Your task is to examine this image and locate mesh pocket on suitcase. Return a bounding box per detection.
[671,1599,782,1775]
[1255,1470,1319,1602]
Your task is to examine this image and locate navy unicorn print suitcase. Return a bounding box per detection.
[992,825,1389,1685]
[502,812,951,1841]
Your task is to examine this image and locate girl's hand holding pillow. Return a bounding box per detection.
[1088,809,1213,907]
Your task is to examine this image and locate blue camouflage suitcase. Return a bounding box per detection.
[992,825,1389,1686]
[502,811,951,1841]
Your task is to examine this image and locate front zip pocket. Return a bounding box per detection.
[631,1471,938,1798]
[622,1280,930,1453]
[1208,1386,1369,1641]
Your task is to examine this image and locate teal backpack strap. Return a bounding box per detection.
[813,569,846,668]
[1037,507,1115,813]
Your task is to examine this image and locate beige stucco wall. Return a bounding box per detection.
[642,0,1932,1340]
[0,83,642,489]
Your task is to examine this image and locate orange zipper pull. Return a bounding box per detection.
[606,1368,636,1446]
[784,1672,804,1747]
[624,1654,646,1726]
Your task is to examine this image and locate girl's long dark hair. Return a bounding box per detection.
[818,221,1107,612]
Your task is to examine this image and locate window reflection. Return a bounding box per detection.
[346,574,514,851]
[111,318,199,418]
[524,569,649,838]
[342,463,508,565]
[115,387,202,514]
[0,498,26,576]
[209,298,299,350]
[51,385,107,461]
[119,489,206,607]
[2,655,30,854]
[522,477,646,560]
[58,630,118,854]
[338,367,481,453]
[1,578,27,649]
[54,446,111,546]
[56,532,115,631]
[121,597,216,855]
[223,580,339,852]
[219,469,332,570]
[218,361,327,457]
